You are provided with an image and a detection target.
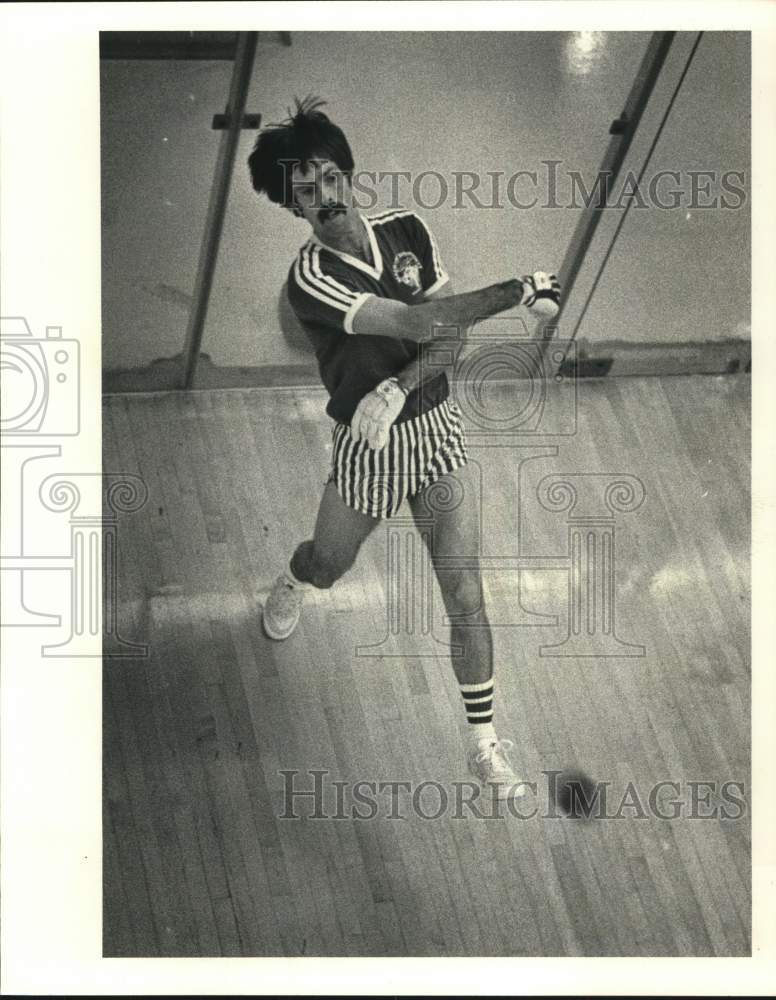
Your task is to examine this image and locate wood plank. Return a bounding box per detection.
[104,374,750,956]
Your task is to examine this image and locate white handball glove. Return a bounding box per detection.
[351,377,409,450]
[520,271,561,317]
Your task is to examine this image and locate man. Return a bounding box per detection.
[248,97,560,798]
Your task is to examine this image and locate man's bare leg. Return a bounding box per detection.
[263,479,380,638]
[407,463,492,686]
[408,463,522,798]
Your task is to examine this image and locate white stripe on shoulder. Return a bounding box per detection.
[308,246,364,304]
[295,254,348,313]
[368,209,415,226]
[295,246,355,312]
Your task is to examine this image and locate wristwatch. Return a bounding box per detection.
[375,377,409,404]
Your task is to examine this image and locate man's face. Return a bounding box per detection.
[289,158,354,235]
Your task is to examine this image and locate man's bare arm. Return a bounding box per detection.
[393,282,462,397]
[351,278,524,343]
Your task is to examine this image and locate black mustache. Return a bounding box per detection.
[318,204,347,222]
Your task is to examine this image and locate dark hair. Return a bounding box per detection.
[247,95,354,206]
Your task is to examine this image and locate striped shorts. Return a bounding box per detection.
[330,399,468,519]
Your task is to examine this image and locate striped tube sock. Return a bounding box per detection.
[459,678,497,745]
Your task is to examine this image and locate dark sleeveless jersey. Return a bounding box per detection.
[286,209,450,424]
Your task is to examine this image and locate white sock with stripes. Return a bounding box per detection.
[459,678,498,746]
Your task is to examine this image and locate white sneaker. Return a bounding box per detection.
[467,739,525,800]
[262,573,305,640]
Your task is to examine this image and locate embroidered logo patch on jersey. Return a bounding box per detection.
[392,251,423,294]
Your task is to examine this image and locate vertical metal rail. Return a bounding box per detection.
[181,31,258,388]
[538,31,675,351]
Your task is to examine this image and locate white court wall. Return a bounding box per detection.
[100,31,750,377]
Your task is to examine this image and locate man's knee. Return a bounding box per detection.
[439,568,485,617]
[306,546,356,589]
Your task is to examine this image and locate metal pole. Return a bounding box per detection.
[181,31,258,388]
[538,31,675,349]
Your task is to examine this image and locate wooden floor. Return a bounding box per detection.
[102,373,751,957]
